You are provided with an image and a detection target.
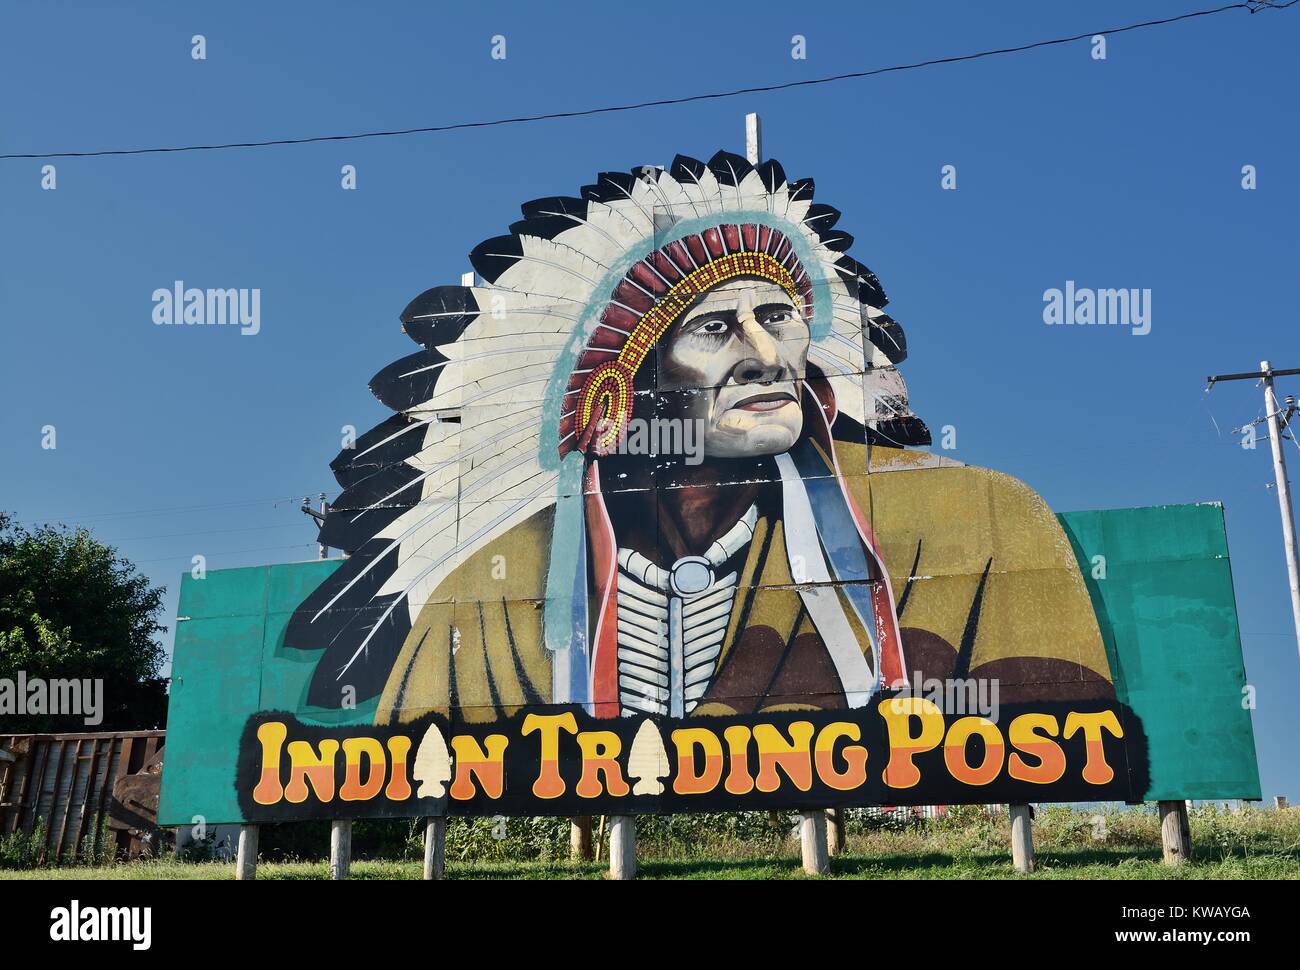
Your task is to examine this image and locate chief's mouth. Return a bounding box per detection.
[731,391,797,413]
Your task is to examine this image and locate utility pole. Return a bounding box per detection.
[1207,361,1300,660]
[301,492,330,559]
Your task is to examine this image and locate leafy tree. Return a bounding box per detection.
[0,512,168,732]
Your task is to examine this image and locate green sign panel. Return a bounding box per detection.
[160,502,1259,825]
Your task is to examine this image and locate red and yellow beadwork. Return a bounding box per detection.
[577,251,802,449]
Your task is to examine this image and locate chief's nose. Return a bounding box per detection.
[734,294,785,384]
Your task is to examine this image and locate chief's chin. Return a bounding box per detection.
[705,424,800,458]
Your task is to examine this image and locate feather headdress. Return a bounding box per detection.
[288,150,928,710]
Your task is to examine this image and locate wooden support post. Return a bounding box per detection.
[0,744,15,836]
[799,810,829,875]
[330,819,352,880]
[423,816,446,880]
[1009,803,1034,873]
[42,739,69,862]
[825,808,846,856]
[608,815,636,880]
[235,824,259,881]
[1158,800,1192,866]
[570,816,594,861]
[21,738,51,838]
[73,739,103,862]
[100,737,130,856]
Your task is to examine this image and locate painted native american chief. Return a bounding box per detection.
[288,151,1115,725]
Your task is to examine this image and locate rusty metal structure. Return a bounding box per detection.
[0,730,164,863]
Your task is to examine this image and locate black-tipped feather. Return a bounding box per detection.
[756,158,786,194]
[520,195,587,220]
[871,416,932,448]
[285,539,412,707]
[469,234,524,284]
[819,230,855,253]
[511,214,577,241]
[368,347,450,413]
[788,178,815,202]
[318,506,409,551]
[400,286,479,350]
[330,461,426,512]
[707,150,753,186]
[303,604,410,707]
[581,171,638,204]
[803,204,841,234]
[669,154,708,183]
[834,255,888,308]
[330,415,426,487]
[867,313,908,364]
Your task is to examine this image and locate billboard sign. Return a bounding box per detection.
[160,151,1260,824]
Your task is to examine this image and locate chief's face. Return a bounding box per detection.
[658,278,809,458]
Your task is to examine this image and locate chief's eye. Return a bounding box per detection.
[695,318,729,335]
[762,309,793,326]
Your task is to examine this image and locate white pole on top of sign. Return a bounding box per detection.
[745,113,762,165]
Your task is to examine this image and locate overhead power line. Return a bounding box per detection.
[2,1,1293,162]
[10,493,326,526]
[134,542,318,564]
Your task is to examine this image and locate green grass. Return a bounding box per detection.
[4,806,1297,879]
[4,849,1295,880]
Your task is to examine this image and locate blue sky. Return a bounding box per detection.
[2,1,1297,800]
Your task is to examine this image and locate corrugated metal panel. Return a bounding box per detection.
[0,731,164,862]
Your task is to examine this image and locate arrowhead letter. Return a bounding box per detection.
[626,719,670,796]
[413,723,452,798]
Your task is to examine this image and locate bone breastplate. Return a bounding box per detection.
[614,506,758,718]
